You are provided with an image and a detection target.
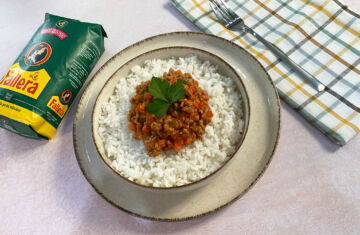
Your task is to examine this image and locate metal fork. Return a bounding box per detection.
[209,0,325,92]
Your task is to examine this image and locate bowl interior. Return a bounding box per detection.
[92,46,250,190]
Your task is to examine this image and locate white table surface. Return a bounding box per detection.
[1,0,359,234]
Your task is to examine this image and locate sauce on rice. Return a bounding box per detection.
[127,69,213,156]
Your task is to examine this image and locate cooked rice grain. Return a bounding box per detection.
[98,56,244,187]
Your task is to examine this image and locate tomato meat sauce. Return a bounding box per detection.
[127,69,213,156]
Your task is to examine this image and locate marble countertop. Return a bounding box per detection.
[1,0,359,234]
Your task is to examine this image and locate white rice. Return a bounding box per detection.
[98,56,244,187]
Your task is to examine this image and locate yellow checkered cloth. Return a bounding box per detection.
[171,0,360,145]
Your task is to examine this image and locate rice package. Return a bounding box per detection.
[0,13,107,139]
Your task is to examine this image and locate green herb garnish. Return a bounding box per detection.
[145,77,186,117]
[145,99,170,117]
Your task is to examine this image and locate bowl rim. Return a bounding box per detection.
[91,46,251,190]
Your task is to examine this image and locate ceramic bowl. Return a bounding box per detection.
[92,46,250,192]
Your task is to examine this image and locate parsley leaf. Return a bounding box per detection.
[145,99,170,117]
[146,76,186,117]
[168,79,186,103]
[148,77,170,102]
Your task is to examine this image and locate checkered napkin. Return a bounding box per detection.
[171,0,360,145]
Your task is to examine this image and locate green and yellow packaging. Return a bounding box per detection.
[0,13,106,140]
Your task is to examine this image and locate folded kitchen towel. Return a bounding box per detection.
[171,0,360,145]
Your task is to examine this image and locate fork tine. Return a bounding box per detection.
[209,0,230,26]
[217,0,239,20]
[209,0,233,23]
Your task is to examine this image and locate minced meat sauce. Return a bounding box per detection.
[127,69,213,156]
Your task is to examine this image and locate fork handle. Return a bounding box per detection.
[245,27,325,92]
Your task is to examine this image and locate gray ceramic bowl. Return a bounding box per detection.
[92,46,250,192]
